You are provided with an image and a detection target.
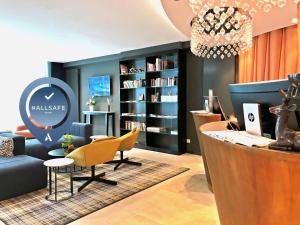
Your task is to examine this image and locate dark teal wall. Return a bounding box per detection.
[56,42,237,155]
[65,60,120,136]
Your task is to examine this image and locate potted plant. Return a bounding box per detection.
[61,134,74,154]
[86,96,96,111]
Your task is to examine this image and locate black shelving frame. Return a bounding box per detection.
[119,49,186,155]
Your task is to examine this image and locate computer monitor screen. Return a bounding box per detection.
[229,79,300,139]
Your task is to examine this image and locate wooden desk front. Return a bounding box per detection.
[200,121,300,225]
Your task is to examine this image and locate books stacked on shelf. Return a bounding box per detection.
[125,121,146,131]
[147,126,167,133]
[121,113,146,117]
[147,58,175,72]
[123,79,146,88]
[149,114,177,119]
[150,77,177,87]
[171,130,178,135]
[161,95,177,102]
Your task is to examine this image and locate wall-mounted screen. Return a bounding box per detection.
[88,75,111,96]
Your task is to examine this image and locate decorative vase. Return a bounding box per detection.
[89,105,94,111]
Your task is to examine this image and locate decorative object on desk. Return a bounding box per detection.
[107,98,111,112]
[86,96,96,111]
[269,74,300,151]
[61,134,74,154]
[204,99,209,112]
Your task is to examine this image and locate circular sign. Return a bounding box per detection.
[29,86,69,127]
[19,77,77,148]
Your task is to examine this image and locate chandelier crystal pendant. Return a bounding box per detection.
[189,0,289,59]
[189,0,288,18]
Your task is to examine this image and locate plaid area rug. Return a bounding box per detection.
[0,157,188,225]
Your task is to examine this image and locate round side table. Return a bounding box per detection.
[90,135,109,141]
[44,158,74,202]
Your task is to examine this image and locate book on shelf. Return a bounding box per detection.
[120,64,128,75]
[150,77,177,87]
[121,113,146,117]
[161,95,177,102]
[123,79,146,88]
[162,60,174,70]
[147,63,156,72]
[147,126,167,133]
[149,114,177,119]
[155,58,162,71]
[171,130,178,135]
[124,121,146,131]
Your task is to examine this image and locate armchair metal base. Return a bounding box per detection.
[73,166,117,192]
[108,151,142,171]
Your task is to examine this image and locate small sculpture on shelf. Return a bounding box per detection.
[86,96,96,111]
[269,74,300,151]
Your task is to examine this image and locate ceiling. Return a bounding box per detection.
[161,0,298,37]
[0,0,297,62]
[0,0,188,62]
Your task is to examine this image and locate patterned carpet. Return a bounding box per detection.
[0,157,188,225]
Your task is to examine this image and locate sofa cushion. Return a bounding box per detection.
[25,136,87,160]
[0,155,47,200]
[0,136,14,157]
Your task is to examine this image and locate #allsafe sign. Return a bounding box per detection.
[19,77,77,148]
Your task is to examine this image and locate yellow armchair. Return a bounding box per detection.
[108,128,142,170]
[66,137,120,192]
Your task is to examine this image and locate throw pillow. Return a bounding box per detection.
[0,136,14,157]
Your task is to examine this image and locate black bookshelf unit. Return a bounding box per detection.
[119,50,186,155]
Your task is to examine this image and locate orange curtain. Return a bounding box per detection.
[238,4,300,83]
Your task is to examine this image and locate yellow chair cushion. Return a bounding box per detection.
[66,138,121,167]
[118,128,140,151]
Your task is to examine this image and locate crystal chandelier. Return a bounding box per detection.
[191,7,253,59]
[189,0,289,59]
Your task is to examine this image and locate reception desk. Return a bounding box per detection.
[190,111,221,191]
[200,121,300,225]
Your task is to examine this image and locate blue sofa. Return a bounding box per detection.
[25,122,93,160]
[0,133,47,200]
[0,122,92,200]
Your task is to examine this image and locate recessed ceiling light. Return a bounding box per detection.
[291,18,298,24]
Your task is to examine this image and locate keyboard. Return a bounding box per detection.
[203,130,275,147]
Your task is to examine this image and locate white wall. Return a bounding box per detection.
[0,25,47,130]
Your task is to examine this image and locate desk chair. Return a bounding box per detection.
[66,137,121,192]
[109,128,142,171]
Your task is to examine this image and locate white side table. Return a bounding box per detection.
[90,135,109,141]
[44,158,74,201]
